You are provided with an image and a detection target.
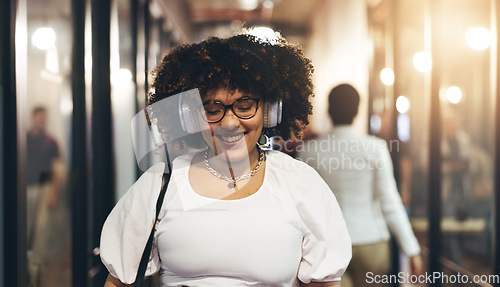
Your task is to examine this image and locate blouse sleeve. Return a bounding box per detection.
[280,157,352,284]
[99,162,165,284]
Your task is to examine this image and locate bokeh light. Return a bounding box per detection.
[397,113,410,142]
[446,86,462,104]
[413,52,432,72]
[466,27,491,51]
[111,68,132,85]
[380,68,395,86]
[396,95,410,114]
[370,114,382,134]
[32,27,56,50]
[248,26,278,44]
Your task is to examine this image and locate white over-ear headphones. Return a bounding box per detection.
[178,89,205,134]
[179,91,282,133]
[262,100,282,129]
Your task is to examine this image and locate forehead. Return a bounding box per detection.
[203,88,259,102]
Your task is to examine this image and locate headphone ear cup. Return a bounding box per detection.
[181,104,196,133]
[263,100,282,128]
[179,96,196,133]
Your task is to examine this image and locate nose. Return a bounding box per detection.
[219,108,240,130]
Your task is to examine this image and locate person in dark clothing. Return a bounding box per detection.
[26,106,62,287]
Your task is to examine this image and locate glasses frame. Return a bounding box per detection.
[201,98,261,123]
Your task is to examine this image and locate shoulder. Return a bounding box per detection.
[102,161,165,235]
[171,152,196,169]
[121,162,166,200]
[139,161,166,179]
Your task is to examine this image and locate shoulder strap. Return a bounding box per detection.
[134,164,171,287]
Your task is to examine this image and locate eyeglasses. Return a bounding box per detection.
[201,97,260,123]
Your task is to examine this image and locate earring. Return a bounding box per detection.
[257,133,270,149]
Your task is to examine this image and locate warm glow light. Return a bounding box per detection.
[32,27,56,50]
[60,97,73,115]
[248,26,278,44]
[370,114,382,134]
[396,96,410,114]
[45,47,59,73]
[398,113,410,142]
[380,68,395,86]
[413,52,432,72]
[466,27,491,51]
[262,0,274,9]
[446,86,462,104]
[239,0,259,10]
[111,69,132,85]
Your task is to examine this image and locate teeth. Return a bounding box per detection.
[221,133,244,143]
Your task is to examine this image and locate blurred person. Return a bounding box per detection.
[468,144,493,267]
[298,84,422,287]
[26,106,62,286]
[441,111,474,221]
[440,110,478,265]
[101,30,351,287]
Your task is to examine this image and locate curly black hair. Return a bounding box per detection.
[149,29,314,142]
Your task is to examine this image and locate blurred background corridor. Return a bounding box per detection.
[2,0,500,286]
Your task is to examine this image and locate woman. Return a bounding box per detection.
[101,30,351,287]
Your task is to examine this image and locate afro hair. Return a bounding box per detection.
[149,29,314,142]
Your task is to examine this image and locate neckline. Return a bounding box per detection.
[183,151,270,202]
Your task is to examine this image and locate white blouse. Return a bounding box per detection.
[100,150,351,286]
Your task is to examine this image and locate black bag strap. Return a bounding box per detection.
[134,161,171,287]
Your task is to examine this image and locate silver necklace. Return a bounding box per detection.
[204,149,265,188]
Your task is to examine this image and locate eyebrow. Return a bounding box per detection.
[202,95,255,105]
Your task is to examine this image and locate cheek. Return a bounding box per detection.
[242,116,264,145]
[201,126,215,146]
[251,111,264,134]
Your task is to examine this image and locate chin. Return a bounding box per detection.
[224,144,257,164]
[210,136,258,164]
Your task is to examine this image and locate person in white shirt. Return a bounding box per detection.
[298,84,422,287]
[101,30,351,287]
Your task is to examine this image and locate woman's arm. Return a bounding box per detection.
[104,274,132,287]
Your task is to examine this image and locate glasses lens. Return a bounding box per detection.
[202,103,225,122]
[233,99,258,118]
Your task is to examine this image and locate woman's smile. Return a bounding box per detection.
[216,131,246,144]
[201,88,263,165]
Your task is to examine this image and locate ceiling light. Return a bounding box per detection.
[32,27,56,50]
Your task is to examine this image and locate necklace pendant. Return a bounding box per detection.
[204,149,265,189]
